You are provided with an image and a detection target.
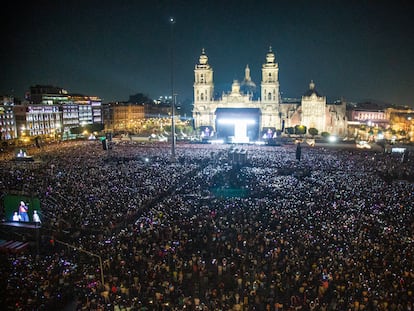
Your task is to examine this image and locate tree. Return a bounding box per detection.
[285,127,295,135]
[128,93,153,104]
[399,130,407,137]
[295,125,307,135]
[308,127,318,137]
[87,123,104,133]
[70,123,104,135]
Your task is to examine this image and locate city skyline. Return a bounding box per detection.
[2,0,414,108]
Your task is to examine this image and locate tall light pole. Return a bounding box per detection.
[55,239,105,285]
[169,16,176,161]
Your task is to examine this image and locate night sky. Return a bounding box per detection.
[2,0,414,108]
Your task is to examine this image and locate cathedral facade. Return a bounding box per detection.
[192,48,347,142]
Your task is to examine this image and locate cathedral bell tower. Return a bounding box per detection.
[261,46,280,129]
[261,46,279,104]
[193,49,214,129]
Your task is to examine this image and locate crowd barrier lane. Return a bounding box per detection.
[12,242,29,253]
[0,240,17,251]
[0,240,29,253]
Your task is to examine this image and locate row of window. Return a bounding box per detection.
[355,113,385,120]
[0,121,14,126]
[26,115,60,122]
[265,90,276,101]
[196,89,210,101]
[0,127,14,132]
[26,123,58,130]
[0,114,13,119]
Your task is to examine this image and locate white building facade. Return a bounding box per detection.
[193,48,281,142]
[192,48,347,141]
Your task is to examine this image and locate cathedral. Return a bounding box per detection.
[192,47,347,142]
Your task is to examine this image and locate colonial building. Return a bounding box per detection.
[0,96,17,140]
[386,107,413,141]
[300,81,347,136]
[25,85,103,138]
[346,102,389,140]
[104,102,145,132]
[193,47,281,142]
[13,104,61,138]
[301,81,326,132]
[192,48,347,142]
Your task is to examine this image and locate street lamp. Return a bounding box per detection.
[55,239,104,285]
[169,16,176,161]
[55,123,61,141]
[20,126,26,138]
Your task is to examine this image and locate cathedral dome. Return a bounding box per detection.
[240,64,257,95]
[241,79,256,90]
[231,80,241,94]
[303,80,322,97]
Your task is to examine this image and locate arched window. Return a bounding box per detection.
[200,93,204,101]
[268,92,272,101]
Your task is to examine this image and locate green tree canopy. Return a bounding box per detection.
[285,127,295,135]
[308,127,318,137]
[295,125,307,135]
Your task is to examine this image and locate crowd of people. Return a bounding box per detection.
[0,139,413,310]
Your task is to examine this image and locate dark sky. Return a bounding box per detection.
[2,0,414,108]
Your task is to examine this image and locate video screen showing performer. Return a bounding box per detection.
[2,194,41,224]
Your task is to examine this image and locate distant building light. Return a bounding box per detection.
[392,147,406,153]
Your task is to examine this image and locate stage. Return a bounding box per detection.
[0,239,30,253]
[0,221,41,246]
[12,155,35,162]
[1,221,41,230]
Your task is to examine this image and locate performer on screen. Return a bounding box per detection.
[18,201,29,222]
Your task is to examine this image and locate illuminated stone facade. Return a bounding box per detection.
[301,81,327,132]
[193,48,280,136]
[193,48,347,139]
[301,81,347,136]
[0,98,17,140]
[112,104,145,132]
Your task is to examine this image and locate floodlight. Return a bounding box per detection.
[328,135,337,143]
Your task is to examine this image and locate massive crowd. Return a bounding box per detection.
[0,139,413,310]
